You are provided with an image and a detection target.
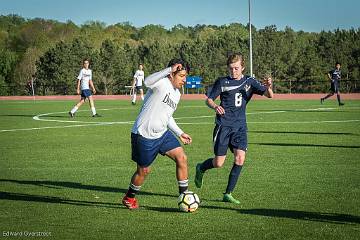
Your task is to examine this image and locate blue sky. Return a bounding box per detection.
[1,0,359,32]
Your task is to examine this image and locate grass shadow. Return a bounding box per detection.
[201,205,360,225]
[249,130,359,136]
[250,142,360,149]
[0,191,122,209]
[0,179,176,198]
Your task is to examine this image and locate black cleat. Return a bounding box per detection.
[320,98,324,104]
[92,113,101,117]
[339,102,345,106]
[69,111,75,118]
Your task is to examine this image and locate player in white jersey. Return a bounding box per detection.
[131,64,145,105]
[69,59,100,117]
[122,59,192,210]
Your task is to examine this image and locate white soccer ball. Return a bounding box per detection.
[177,191,200,213]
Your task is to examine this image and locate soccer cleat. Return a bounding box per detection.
[320,98,324,104]
[131,102,136,105]
[122,196,139,210]
[68,111,75,118]
[92,113,101,117]
[194,163,204,188]
[223,193,240,204]
[339,102,345,106]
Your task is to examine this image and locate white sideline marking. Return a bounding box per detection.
[0,107,359,133]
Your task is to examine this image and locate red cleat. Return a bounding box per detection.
[122,196,139,210]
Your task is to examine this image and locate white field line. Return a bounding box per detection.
[1,107,359,132]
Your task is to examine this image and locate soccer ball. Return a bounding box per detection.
[177,191,200,213]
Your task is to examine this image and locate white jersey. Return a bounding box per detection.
[131,67,184,139]
[77,68,92,90]
[134,70,145,87]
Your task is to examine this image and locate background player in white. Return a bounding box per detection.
[131,63,145,105]
[69,59,100,117]
[122,59,192,210]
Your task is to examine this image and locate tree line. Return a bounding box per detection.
[0,14,359,95]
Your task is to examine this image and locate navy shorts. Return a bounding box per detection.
[131,130,181,167]
[135,86,143,91]
[81,89,92,99]
[213,124,248,156]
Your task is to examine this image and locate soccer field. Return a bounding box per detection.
[0,99,359,240]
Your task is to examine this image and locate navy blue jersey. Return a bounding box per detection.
[329,69,341,82]
[207,75,267,127]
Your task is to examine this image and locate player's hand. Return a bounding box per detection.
[76,89,80,95]
[263,77,273,88]
[180,133,192,145]
[93,89,96,94]
[171,63,183,73]
[215,105,225,115]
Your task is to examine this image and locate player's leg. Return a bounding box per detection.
[69,98,85,117]
[139,89,144,101]
[88,96,100,117]
[195,155,226,188]
[160,131,189,194]
[335,84,344,106]
[123,133,158,209]
[165,146,189,194]
[223,149,245,204]
[195,125,230,188]
[337,93,344,106]
[223,127,247,204]
[132,88,137,105]
[322,92,334,102]
[123,165,150,209]
[322,83,336,103]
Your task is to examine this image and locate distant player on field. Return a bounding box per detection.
[194,53,273,204]
[69,59,101,117]
[122,59,192,210]
[321,62,344,106]
[131,63,145,105]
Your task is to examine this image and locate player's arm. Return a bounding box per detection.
[145,64,183,88]
[144,67,171,88]
[206,98,225,115]
[89,80,96,94]
[327,71,332,81]
[132,78,136,88]
[262,77,273,98]
[76,80,81,95]
[168,117,192,145]
[132,71,138,88]
[205,79,225,115]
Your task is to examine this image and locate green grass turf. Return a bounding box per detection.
[0,99,359,240]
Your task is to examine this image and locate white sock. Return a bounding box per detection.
[132,93,137,103]
[141,95,144,101]
[91,107,96,115]
[71,106,78,114]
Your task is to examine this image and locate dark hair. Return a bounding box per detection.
[167,58,190,73]
[335,62,341,66]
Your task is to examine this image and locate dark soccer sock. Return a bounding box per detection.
[178,179,189,194]
[126,183,141,198]
[225,164,243,194]
[200,158,214,172]
[337,94,342,104]
[324,93,333,100]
